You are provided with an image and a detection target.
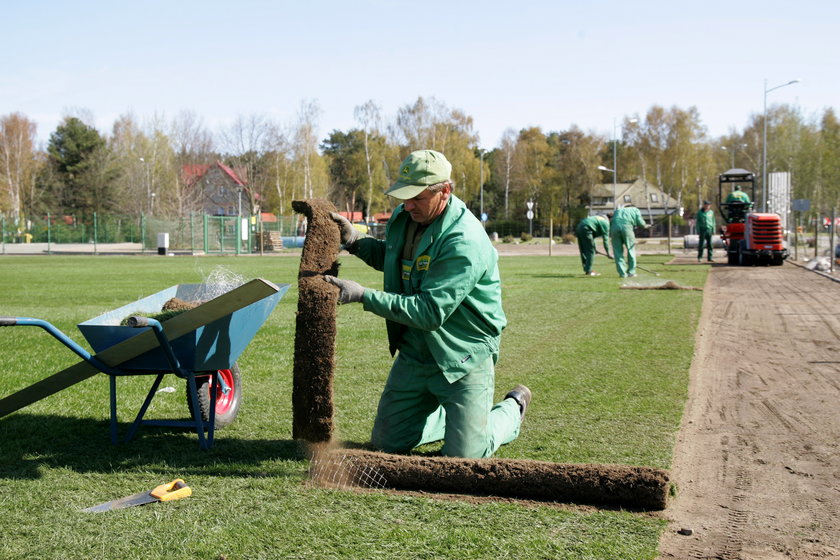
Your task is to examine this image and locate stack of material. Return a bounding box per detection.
[291,199,340,443]
[256,231,283,251]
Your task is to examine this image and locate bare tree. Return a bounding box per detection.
[218,113,271,215]
[0,113,38,227]
[294,99,322,199]
[497,128,517,219]
[264,120,294,216]
[169,110,215,215]
[354,100,383,221]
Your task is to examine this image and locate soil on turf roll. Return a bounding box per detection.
[314,448,670,510]
[291,199,341,443]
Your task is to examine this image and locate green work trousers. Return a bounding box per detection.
[370,353,521,458]
[697,230,713,261]
[577,229,597,273]
[611,226,637,277]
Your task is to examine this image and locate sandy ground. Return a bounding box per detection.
[658,260,840,559]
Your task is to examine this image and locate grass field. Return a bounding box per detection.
[0,253,707,560]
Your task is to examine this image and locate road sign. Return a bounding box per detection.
[481,212,488,223]
[526,210,534,220]
[792,199,810,212]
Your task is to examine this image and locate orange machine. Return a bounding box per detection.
[718,169,787,266]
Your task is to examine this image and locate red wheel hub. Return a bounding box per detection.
[210,369,235,414]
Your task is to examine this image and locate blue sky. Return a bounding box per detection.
[2,0,836,148]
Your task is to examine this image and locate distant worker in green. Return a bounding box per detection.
[696,200,716,262]
[725,185,751,205]
[575,214,610,276]
[609,205,649,278]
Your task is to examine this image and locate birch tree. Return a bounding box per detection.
[0,113,38,227]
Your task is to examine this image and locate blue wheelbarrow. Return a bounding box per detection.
[0,278,289,449]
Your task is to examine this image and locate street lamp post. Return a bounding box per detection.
[597,165,616,208]
[721,144,748,169]
[139,157,151,214]
[606,117,638,209]
[479,148,485,223]
[762,78,800,211]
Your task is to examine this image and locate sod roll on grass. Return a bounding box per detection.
[311,448,670,510]
[291,199,340,443]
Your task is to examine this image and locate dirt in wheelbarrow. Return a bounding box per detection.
[291,199,341,443]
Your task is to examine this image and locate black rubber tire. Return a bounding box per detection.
[738,242,753,266]
[727,250,738,265]
[187,363,242,428]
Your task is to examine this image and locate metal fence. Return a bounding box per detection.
[0,213,303,254]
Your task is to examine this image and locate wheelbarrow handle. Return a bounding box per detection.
[0,316,118,374]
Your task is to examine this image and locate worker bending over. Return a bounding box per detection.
[575,214,610,276]
[610,205,649,278]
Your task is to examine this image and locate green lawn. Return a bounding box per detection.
[0,253,707,560]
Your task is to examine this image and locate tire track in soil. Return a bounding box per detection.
[658,264,840,560]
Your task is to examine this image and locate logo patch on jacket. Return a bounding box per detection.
[401,263,411,280]
[416,255,430,271]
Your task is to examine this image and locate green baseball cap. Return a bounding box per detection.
[385,149,452,200]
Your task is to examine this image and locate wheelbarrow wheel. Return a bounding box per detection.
[187,363,242,428]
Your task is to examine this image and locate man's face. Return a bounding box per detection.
[404,185,451,225]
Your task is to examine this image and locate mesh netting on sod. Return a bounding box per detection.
[291,199,340,442]
[310,448,670,510]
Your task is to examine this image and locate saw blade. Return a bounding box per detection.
[82,490,157,512]
[82,479,191,513]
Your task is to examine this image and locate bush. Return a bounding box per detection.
[520,232,533,242]
[561,233,576,245]
[502,235,514,244]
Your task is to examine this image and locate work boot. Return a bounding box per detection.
[505,385,532,421]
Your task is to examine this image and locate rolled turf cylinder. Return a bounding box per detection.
[291,199,341,443]
[313,449,671,511]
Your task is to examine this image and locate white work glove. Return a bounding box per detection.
[324,275,365,304]
[330,212,360,252]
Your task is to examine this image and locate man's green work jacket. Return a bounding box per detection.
[696,209,716,233]
[353,194,506,383]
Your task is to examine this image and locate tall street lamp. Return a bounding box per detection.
[597,165,616,208]
[762,78,800,211]
[478,148,486,225]
[606,117,638,209]
[139,157,153,215]
[721,143,747,169]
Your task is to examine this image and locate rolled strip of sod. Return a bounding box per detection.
[311,449,671,510]
[291,199,341,442]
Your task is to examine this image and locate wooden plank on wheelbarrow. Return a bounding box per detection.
[0,279,280,418]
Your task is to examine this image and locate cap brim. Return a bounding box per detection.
[385,183,428,200]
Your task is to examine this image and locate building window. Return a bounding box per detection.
[623,195,632,203]
[650,194,659,203]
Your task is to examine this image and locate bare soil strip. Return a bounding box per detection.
[658,264,840,559]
